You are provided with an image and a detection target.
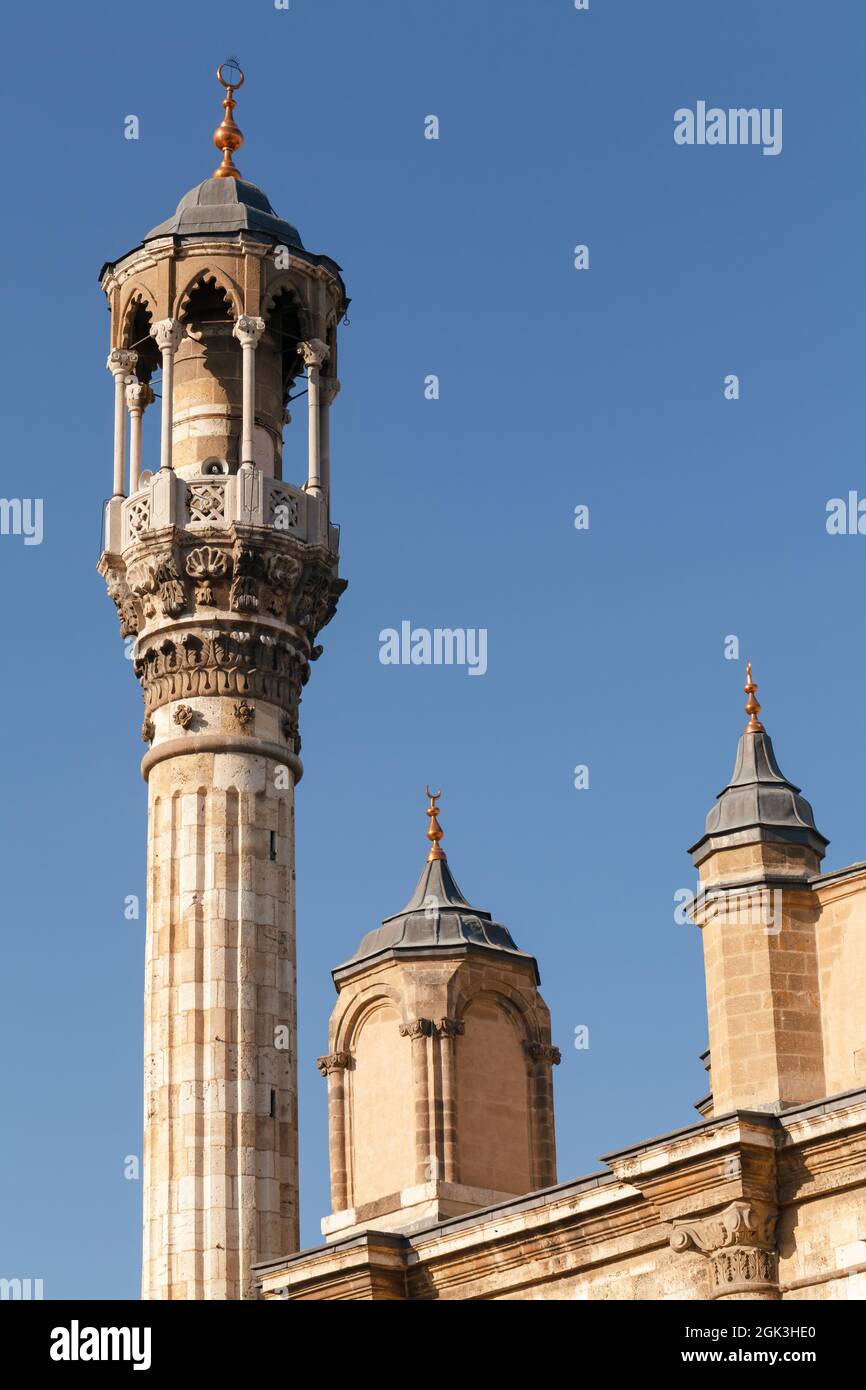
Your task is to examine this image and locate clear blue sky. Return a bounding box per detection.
[1,0,864,1298]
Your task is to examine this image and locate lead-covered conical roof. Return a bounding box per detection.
[689,666,828,866]
[334,793,539,982]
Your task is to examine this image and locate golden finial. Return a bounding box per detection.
[425,787,446,862]
[212,59,245,180]
[744,661,764,734]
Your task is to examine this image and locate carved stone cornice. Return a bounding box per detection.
[100,521,347,737]
[670,1200,779,1300]
[524,1041,562,1066]
[399,1019,434,1041]
[317,1052,351,1076]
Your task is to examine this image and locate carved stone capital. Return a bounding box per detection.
[317,1051,350,1076]
[233,314,266,350]
[670,1199,776,1255]
[670,1200,779,1300]
[297,338,329,370]
[126,378,154,412]
[320,377,341,407]
[150,318,183,354]
[524,1041,562,1066]
[399,1018,434,1041]
[107,348,138,379]
[436,1017,465,1039]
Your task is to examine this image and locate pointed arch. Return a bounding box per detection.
[175,267,242,323]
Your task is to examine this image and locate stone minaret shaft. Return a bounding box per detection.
[98,68,348,1299]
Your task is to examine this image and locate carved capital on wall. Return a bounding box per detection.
[399,1018,434,1041]
[670,1200,779,1300]
[524,1041,562,1066]
[436,1018,465,1039]
[316,1051,351,1076]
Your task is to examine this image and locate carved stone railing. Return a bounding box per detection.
[106,471,321,553]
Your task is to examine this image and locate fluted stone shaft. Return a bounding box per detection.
[142,747,298,1300]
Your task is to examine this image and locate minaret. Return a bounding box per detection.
[318,793,559,1240]
[688,665,828,1115]
[97,64,348,1299]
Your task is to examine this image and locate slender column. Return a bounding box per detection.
[317,1052,351,1211]
[319,376,340,509]
[107,349,137,497]
[232,315,266,468]
[399,1018,434,1183]
[524,1041,560,1189]
[297,339,329,497]
[125,379,154,494]
[436,1018,464,1183]
[150,320,183,471]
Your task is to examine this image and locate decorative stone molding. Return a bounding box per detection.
[185,545,229,605]
[670,1200,778,1300]
[141,716,155,744]
[233,699,254,728]
[103,523,346,727]
[320,376,341,408]
[173,704,195,730]
[316,1052,351,1077]
[100,562,140,639]
[399,1019,434,1041]
[524,1041,562,1065]
[133,623,307,722]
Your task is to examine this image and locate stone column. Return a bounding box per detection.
[319,376,340,508]
[670,1200,779,1301]
[399,1018,434,1183]
[524,1041,560,1189]
[107,349,138,497]
[232,315,266,468]
[125,379,154,494]
[436,1018,464,1183]
[150,319,183,471]
[298,339,329,498]
[317,1052,351,1213]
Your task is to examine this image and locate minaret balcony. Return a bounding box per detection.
[102,469,332,556]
